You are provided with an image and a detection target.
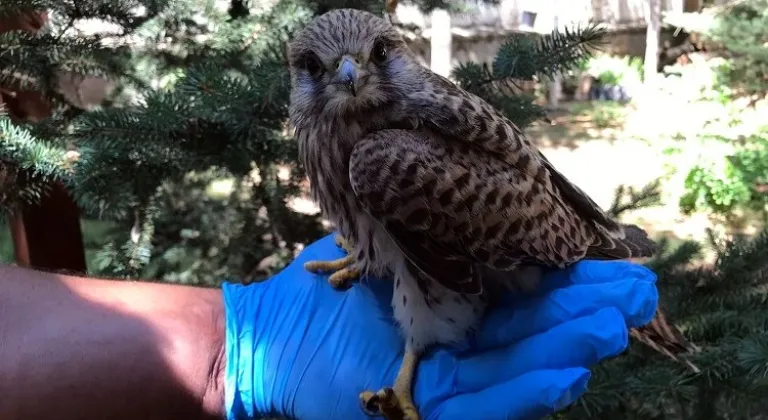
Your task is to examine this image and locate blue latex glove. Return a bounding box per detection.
[223,233,658,420]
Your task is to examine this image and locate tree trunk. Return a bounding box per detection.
[10,181,86,273]
[549,0,562,108]
[1,9,87,274]
[644,0,662,87]
[430,8,452,78]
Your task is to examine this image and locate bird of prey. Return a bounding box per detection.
[287,8,685,419]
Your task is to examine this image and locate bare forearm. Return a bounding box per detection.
[0,265,226,420]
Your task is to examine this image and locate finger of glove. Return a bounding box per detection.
[474,275,657,351]
[544,260,658,290]
[432,368,590,420]
[455,307,626,395]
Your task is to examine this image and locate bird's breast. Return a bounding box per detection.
[297,121,367,240]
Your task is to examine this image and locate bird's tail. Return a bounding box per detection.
[631,307,701,372]
[586,223,658,260]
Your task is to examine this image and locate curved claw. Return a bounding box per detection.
[360,390,385,417]
[360,347,421,420]
[360,388,412,420]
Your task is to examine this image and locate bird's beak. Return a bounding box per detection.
[332,55,359,96]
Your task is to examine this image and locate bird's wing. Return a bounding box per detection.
[349,129,618,295]
[403,72,656,260]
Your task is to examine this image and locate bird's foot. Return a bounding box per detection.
[304,234,360,289]
[359,388,419,420]
[359,349,420,420]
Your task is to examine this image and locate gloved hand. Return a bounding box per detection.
[223,233,658,420]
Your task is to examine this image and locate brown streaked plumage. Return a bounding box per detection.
[631,307,701,372]
[287,9,691,419]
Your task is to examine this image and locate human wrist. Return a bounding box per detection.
[196,287,228,419]
[221,280,271,420]
[0,264,228,420]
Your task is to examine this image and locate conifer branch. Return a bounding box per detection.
[607,180,663,219]
[454,22,607,90]
[0,116,72,215]
[451,22,607,128]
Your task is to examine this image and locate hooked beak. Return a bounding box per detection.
[332,55,359,96]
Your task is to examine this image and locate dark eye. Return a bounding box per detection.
[303,53,323,77]
[372,41,388,64]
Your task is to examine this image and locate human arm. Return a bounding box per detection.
[0,232,658,420]
[0,264,226,420]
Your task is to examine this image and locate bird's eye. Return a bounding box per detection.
[303,53,323,77]
[372,41,388,64]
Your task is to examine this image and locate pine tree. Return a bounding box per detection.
[1,0,609,284]
[667,0,768,225]
[532,179,768,419]
[548,227,768,419]
[704,0,768,103]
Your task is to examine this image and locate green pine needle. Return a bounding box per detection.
[454,22,607,90]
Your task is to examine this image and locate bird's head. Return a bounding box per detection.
[287,9,422,126]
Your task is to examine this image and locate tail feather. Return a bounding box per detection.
[587,223,658,260]
[585,224,699,370]
[631,307,700,372]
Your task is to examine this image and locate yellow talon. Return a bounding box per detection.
[328,266,360,288]
[360,350,420,420]
[304,254,354,272]
[304,234,360,289]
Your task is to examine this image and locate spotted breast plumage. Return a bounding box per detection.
[287,8,670,419]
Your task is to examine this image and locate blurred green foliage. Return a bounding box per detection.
[668,0,768,226]
[590,102,624,129]
[680,131,768,220]
[707,0,768,102]
[585,54,644,86]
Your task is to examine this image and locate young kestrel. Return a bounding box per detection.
[287,8,663,419]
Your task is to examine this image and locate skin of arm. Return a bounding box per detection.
[0,265,227,420]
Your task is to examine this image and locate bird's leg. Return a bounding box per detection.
[304,234,360,289]
[360,348,421,420]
